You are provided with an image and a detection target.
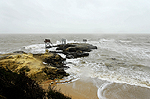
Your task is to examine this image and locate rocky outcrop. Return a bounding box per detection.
[0,43,97,83]
[0,52,68,83]
[65,52,89,59]
[56,43,97,59]
[56,43,97,51]
[33,52,66,68]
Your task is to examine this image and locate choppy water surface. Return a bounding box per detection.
[1,34,150,99]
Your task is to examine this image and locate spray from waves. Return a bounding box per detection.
[7,39,150,88]
[22,43,59,54]
[21,39,150,89]
[99,38,150,60]
[22,44,45,53]
[66,58,150,88]
[64,39,150,89]
[0,51,5,54]
[21,40,81,54]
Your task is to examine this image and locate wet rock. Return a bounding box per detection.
[57,43,97,52]
[66,52,89,59]
[56,43,97,58]
[65,47,77,52]
[33,52,66,68]
[66,54,74,59]
[13,51,26,54]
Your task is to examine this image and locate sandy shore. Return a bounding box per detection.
[55,79,99,99]
[40,77,99,99]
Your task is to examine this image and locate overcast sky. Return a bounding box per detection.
[0,0,150,34]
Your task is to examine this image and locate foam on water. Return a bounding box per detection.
[19,39,150,89]
[119,40,132,43]
[61,40,150,89]
[1,34,150,98]
[59,75,80,84]
[22,43,59,54]
[22,44,45,53]
[97,83,111,99]
[99,39,150,60]
[3,37,150,97]
[0,52,4,54]
[66,59,150,88]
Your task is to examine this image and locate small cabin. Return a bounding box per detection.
[62,38,66,45]
[83,39,87,43]
[44,39,52,48]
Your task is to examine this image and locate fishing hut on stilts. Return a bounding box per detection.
[83,39,87,43]
[44,39,53,49]
[62,38,66,48]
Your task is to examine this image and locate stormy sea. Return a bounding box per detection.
[1,34,150,99]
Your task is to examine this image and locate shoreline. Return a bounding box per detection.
[55,79,99,99]
[40,78,99,99]
[0,42,98,99]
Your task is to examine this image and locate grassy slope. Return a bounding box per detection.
[0,66,71,99]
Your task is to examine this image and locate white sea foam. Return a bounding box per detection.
[23,44,45,50]
[90,61,150,88]
[60,75,80,84]
[1,34,150,98]
[17,39,150,89]
[72,40,150,88]
[97,83,111,99]
[0,52,4,54]
[64,40,150,88]
[23,44,45,53]
[98,38,150,66]
[23,43,58,54]
[119,40,132,43]
[99,39,115,43]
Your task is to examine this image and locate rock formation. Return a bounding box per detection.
[0,51,68,83]
[0,43,97,83]
[56,43,97,59]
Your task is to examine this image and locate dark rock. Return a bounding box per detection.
[56,43,96,58]
[66,55,74,59]
[65,47,77,52]
[88,46,97,49]
[13,51,26,54]
[57,43,97,52]
[33,52,66,68]
[82,53,89,56]
[65,52,89,59]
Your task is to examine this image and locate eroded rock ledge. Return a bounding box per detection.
[0,51,68,83]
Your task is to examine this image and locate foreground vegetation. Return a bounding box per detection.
[0,66,71,99]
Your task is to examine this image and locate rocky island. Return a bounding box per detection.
[54,43,97,58]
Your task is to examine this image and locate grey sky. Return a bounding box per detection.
[0,0,150,34]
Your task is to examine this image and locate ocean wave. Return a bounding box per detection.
[119,40,132,43]
[65,55,150,89]
[22,44,47,54]
[3,39,150,89]
[97,82,111,99]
